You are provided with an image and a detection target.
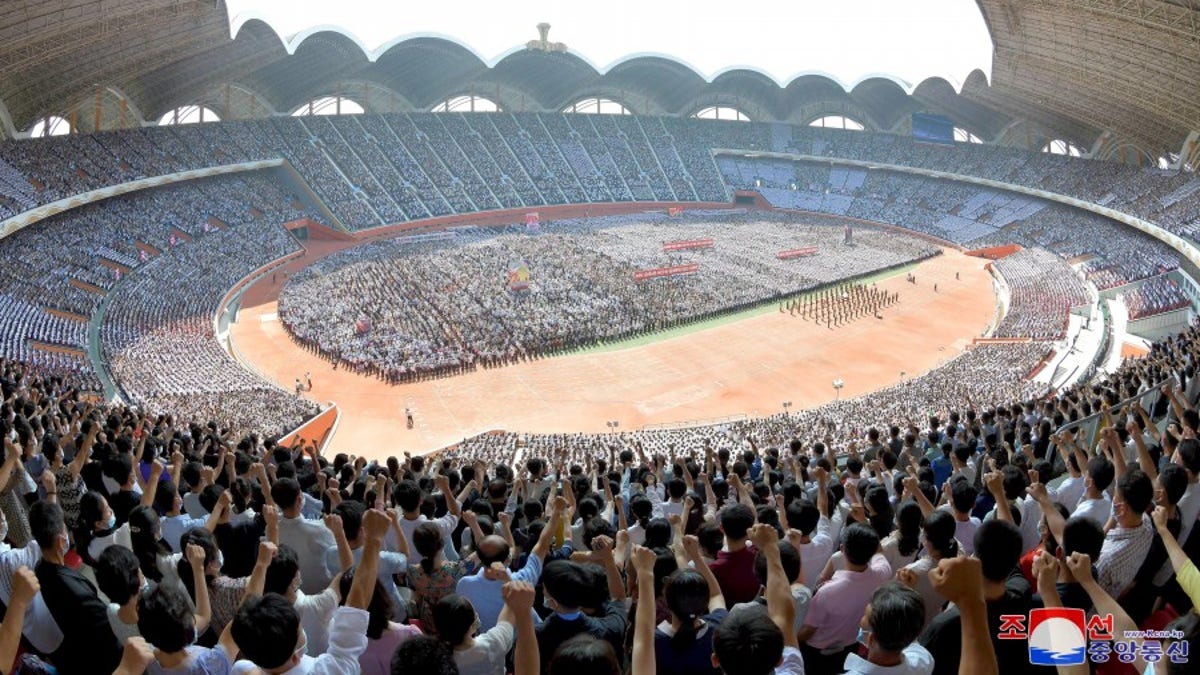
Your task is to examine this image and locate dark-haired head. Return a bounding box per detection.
[712,605,784,675]
[549,634,621,675]
[863,582,925,652]
[432,594,478,647]
[138,583,196,654]
[390,634,459,675]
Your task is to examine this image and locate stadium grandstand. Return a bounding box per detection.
[0,2,1199,675]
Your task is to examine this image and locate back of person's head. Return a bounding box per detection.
[974,519,1023,583]
[1117,469,1154,516]
[630,494,653,528]
[666,478,687,500]
[720,503,755,540]
[414,522,444,573]
[582,517,616,551]
[270,478,302,511]
[895,500,923,557]
[29,500,65,550]
[265,544,301,596]
[394,480,423,512]
[1159,464,1190,507]
[922,509,959,558]
[198,484,225,514]
[476,535,511,567]
[697,521,724,558]
[1176,438,1200,475]
[754,541,801,586]
[786,499,819,536]
[96,545,141,606]
[866,582,926,651]
[390,634,460,675]
[338,566,393,640]
[842,522,881,567]
[712,605,784,675]
[1087,457,1116,492]
[949,476,977,514]
[1061,516,1105,560]
[643,518,672,550]
[138,584,195,653]
[128,505,165,580]
[542,560,589,610]
[864,486,894,539]
[104,453,134,487]
[1001,465,1028,501]
[334,500,367,541]
[232,593,301,670]
[664,569,711,652]
[549,634,621,675]
[432,594,477,646]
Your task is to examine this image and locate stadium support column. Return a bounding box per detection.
[94,86,102,133]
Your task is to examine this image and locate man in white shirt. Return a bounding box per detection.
[390,475,460,564]
[840,582,934,675]
[323,501,409,619]
[793,467,838,590]
[1071,457,1115,529]
[271,478,335,595]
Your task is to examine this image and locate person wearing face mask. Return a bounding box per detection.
[842,582,932,675]
[30,499,123,675]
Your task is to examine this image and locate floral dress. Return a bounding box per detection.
[406,559,473,624]
[0,462,33,547]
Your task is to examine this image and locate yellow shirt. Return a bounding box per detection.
[1178,560,1200,609]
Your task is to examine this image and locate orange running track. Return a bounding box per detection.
[229,243,996,458]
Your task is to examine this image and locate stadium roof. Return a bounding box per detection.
[0,0,1196,161]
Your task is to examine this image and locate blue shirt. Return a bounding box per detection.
[455,554,543,632]
[162,514,209,554]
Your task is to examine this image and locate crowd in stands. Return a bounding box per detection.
[278,211,936,381]
[1,312,1199,675]
[991,248,1089,340]
[0,169,323,431]
[1125,276,1194,320]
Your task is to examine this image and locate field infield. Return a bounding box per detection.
[229,239,995,458]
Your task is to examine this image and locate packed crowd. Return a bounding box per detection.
[100,217,319,437]
[991,248,1089,340]
[1125,276,1194,321]
[1,315,1200,675]
[1,113,1196,243]
[278,211,936,381]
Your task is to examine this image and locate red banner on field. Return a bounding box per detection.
[667,207,684,216]
[777,247,819,260]
[634,263,700,282]
[663,238,714,253]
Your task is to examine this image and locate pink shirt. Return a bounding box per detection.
[358,623,423,675]
[803,553,892,650]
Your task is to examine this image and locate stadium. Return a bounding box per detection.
[1,2,1199,675]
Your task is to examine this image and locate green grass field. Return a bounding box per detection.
[576,260,922,355]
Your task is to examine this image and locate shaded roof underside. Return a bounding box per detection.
[1,0,1196,155]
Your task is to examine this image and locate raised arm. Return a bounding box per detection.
[348,509,389,610]
[185,544,212,634]
[325,513,353,573]
[505,582,540,675]
[139,458,164,507]
[1127,419,1158,481]
[930,556,998,675]
[0,567,36,675]
[750,523,797,649]
[1028,482,1066,549]
[630,545,658,675]
[436,475,461,519]
[682,535,725,612]
[1068,553,1148,675]
[984,472,1013,523]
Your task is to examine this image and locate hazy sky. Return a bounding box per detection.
[227,0,992,91]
